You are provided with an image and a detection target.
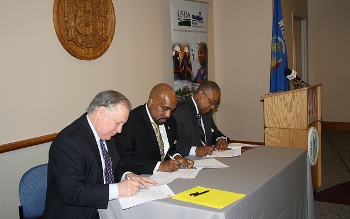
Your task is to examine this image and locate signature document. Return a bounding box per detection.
[119,184,175,209]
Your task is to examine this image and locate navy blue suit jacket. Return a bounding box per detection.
[43,114,127,219]
[172,97,229,156]
[114,104,178,174]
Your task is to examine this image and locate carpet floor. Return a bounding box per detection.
[314,181,350,206]
[314,130,350,219]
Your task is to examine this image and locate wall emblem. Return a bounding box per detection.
[53,0,115,60]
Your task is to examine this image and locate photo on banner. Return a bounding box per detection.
[170,0,208,100]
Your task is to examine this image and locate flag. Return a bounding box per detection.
[270,0,289,93]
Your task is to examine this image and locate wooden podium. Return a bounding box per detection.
[261,84,322,190]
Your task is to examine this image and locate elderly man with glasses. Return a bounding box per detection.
[173,81,230,157]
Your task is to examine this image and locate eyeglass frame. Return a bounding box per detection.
[202,91,219,108]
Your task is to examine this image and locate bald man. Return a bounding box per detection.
[114,83,193,174]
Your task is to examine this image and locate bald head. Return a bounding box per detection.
[149,83,176,101]
[147,83,178,125]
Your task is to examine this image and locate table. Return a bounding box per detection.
[99,146,315,219]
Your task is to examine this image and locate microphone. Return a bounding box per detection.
[284,68,310,86]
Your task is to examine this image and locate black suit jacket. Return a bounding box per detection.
[114,104,178,174]
[43,114,127,219]
[172,97,229,156]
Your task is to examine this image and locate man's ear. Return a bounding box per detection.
[197,90,204,100]
[96,106,106,119]
[148,98,154,107]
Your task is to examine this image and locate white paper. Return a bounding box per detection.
[204,148,241,158]
[151,168,200,179]
[194,158,229,168]
[150,176,176,185]
[228,143,259,148]
[118,184,175,209]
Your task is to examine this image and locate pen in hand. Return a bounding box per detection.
[168,154,186,169]
[168,154,175,160]
[125,174,132,181]
[125,174,146,189]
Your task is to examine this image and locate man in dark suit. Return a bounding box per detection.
[43,90,156,219]
[114,83,193,174]
[173,81,229,157]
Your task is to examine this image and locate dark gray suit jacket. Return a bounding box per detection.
[114,104,178,174]
[43,114,127,219]
[172,97,228,156]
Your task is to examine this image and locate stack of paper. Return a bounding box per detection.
[173,186,245,209]
[205,147,241,158]
[194,158,229,168]
[228,143,259,148]
[152,168,201,179]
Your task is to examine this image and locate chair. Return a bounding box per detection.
[18,164,48,219]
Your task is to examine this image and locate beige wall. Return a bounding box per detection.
[213,0,308,141]
[0,0,175,145]
[308,0,350,122]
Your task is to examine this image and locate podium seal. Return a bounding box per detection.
[307,127,319,166]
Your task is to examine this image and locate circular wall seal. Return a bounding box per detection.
[53,0,116,60]
[307,127,319,166]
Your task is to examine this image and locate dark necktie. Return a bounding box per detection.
[197,113,206,145]
[153,122,165,161]
[99,139,114,184]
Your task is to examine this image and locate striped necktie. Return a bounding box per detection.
[99,139,114,184]
[197,113,206,145]
[153,122,165,161]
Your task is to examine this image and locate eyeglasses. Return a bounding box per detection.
[202,91,219,107]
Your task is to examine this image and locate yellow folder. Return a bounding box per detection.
[172,186,245,209]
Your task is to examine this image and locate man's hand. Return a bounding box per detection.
[117,178,141,197]
[127,173,158,189]
[215,138,229,151]
[174,155,194,169]
[158,159,182,172]
[118,173,158,197]
[195,146,214,157]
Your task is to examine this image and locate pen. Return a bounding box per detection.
[125,174,132,180]
[126,174,146,189]
[190,190,210,197]
[169,154,187,169]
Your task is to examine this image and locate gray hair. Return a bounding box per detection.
[86,90,132,113]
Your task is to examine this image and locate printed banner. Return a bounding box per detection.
[170,0,208,99]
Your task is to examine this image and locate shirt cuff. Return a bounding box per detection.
[189,146,197,156]
[153,161,161,174]
[172,153,181,158]
[108,184,119,200]
[216,136,227,142]
[108,172,132,200]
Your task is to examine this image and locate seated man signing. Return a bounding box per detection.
[173,81,230,157]
[114,83,193,174]
[43,90,157,219]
